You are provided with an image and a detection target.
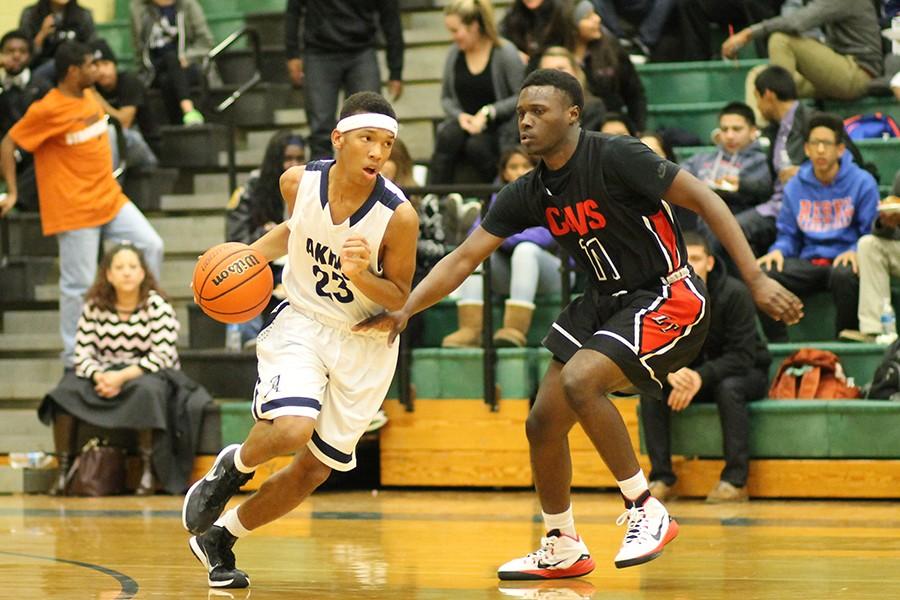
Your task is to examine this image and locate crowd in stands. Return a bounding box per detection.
[2,0,900,498]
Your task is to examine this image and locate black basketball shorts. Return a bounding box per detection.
[542,271,710,397]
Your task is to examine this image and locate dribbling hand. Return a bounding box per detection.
[353,310,409,345]
[749,272,804,325]
[340,236,371,279]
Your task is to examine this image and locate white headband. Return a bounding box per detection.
[335,113,399,137]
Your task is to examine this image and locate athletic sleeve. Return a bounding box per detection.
[8,97,71,153]
[480,179,543,239]
[605,136,680,209]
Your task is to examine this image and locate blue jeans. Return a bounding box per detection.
[303,48,382,159]
[109,125,159,179]
[592,0,676,47]
[56,201,164,366]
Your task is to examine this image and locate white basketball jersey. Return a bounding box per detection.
[282,160,408,325]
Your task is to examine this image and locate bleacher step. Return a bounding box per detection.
[0,466,56,494]
[0,333,62,353]
[0,409,52,452]
[3,310,59,334]
[193,172,250,195]
[0,358,62,400]
[160,193,229,212]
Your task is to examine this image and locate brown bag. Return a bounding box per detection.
[66,438,127,496]
[769,348,860,400]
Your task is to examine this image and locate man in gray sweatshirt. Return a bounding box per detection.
[682,101,772,217]
[722,0,882,104]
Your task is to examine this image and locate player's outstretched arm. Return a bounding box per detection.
[0,134,18,217]
[342,202,419,311]
[663,169,803,325]
[354,226,505,342]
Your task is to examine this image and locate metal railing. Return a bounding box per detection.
[204,25,263,195]
[395,183,575,413]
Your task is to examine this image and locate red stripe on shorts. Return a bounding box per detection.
[639,279,704,356]
[648,209,680,268]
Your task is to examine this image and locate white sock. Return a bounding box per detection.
[617,470,649,502]
[542,505,577,537]
[232,444,256,474]
[215,507,251,538]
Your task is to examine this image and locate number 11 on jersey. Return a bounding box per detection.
[579,238,621,282]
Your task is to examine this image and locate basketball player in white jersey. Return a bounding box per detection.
[182,92,418,589]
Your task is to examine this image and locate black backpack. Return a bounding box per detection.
[865,338,900,400]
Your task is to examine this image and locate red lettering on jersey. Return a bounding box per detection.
[583,199,607,229]
[546,200,607,236]
[563,205,588,235]
[545,207,569,235]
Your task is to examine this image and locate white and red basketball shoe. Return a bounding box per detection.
[498,530,595,580]
[614,490,679,568]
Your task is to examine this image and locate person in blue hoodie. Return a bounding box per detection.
[756,112,879,342]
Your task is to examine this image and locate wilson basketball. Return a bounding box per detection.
[192,242,273,323]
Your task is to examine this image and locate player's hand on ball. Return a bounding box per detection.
[340,236,371,279]
[749,272,803,325]
[353,310,409,345]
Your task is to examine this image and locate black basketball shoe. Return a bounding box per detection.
[189,525,250,589]
[183,444,254,535]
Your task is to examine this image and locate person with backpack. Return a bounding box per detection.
[841,169,900,343]
[640,231,770,503]
[756,112,879,342]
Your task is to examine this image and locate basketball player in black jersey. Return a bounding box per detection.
[359,69,802,579]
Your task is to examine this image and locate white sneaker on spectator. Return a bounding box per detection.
[614,491,679,568]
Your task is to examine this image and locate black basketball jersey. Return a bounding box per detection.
[482,131,687,295]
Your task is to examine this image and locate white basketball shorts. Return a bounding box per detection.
[251,302,398,471]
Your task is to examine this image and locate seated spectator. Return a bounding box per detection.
[226,130,306,344]
[599,111,636,135]
[591,0,677,59]
[756,113,879,341]
[0,29,50,212]
[0,41,164,368]
[40,244,211,496]
[381,136,419,189]
[537,45,607,131]
[90,39,159,175]
[430,0,524,184]
[382,139,454,347]
[500,0,572,63]
[567,1,647,131]
[723,0,883,109]
[677,0,781,61]
[640,130,673,161]
[841,170,900,343]
[641,231,770,503]
[442,146,563,348]
[19,0,95,76]
[684,102,772,219]
[130,0,212,125]
[716,65,810,264]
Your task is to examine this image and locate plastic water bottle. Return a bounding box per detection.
[225,323,242,352]
[878,299,897,345]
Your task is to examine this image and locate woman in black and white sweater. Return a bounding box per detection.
[40,244,207,496]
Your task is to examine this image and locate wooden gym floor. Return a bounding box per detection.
[1,490,898,599]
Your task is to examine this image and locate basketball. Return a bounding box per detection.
[192,242,273,323]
